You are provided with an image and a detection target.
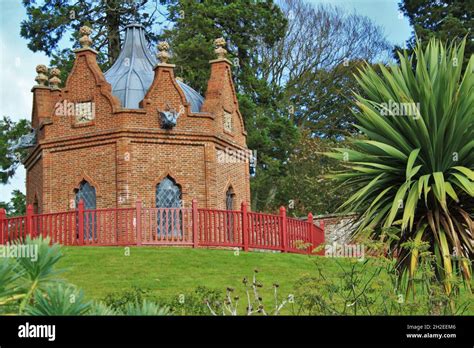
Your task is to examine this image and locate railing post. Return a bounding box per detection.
[280,206,288,252]
[314,217,325,256]
[26,204,34,238]
[136,199,142,246]
[192,199,199,248]
[191,199,199,248]
[241,202,249,251]
[307,212,313,255]
[77,200,84,246]
[319,218,325,254]
[0,208,6,244]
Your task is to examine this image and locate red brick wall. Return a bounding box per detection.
[130,142,207,208]
[26,155,42,213]
[215,146,250,210]
[45,143,117,212]
[24,49,251,213]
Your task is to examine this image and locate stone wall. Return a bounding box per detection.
[314,214,358,244]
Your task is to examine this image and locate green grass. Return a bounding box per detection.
[57,247,473,315]
[58,247,320,300]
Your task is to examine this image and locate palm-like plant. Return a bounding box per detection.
[0,259,24,311]
[25,284,91,316]
[326,38,473,296]
[122,300,170,316]
[15,237,64,313]
[1,237,172,316]
[0,237,64,313]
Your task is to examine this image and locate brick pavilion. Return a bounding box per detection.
[23,24,251,214]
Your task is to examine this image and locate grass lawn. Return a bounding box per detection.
[57,246,473,315]
[58,246,321,300]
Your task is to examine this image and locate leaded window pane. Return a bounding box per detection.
[75,181,96,209]
[75,181,97,240]
[226,188,234,210]
[156,177,182,237]
[226,187,235,242]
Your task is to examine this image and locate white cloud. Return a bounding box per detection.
[0,1,50,202]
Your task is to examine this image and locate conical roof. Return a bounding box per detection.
[104,24,203,111]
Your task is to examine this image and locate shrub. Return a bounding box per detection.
[164,286,222,315]
[101,286,148,313]
[325,38,473,297]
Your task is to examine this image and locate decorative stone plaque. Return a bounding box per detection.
[223,111,232,132]
[75,102,94,123]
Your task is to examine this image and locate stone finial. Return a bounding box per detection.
[49,67,61,89]
[214,37,227,59]
[157,41,170,64]
[35,64,48,86]
[79,26,93,48]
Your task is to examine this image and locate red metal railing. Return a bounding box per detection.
[0,200,324,255]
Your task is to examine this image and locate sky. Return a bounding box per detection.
[0,0,412,203]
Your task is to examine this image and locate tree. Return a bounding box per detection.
[0,116,30,184]
[246,107,300,212]
[20,0,165,82]
[0,190,26,217]
[247,0,391,212]
[399,0,473,66]
[162,0,287,95]
[327,38,473,299]
[276,130,355,216]
[259,0,392,138]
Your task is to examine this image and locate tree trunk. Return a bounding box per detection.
[105,0,122,65]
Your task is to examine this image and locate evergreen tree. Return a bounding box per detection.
[0,116,30,184]
[0,190,26,217]
[399,0,473,66]
[20,0,164,83]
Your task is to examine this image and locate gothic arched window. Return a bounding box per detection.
[156,176,181,208]
[75,180,96,210]
[225,186,235,242]
[33,196,39,214]
[156,176,182,238]
[75,180,96,240]
[226,186,235,211]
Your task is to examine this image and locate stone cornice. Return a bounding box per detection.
[209,58,233,65]
[73,47,99,55]
[31,85,51,92]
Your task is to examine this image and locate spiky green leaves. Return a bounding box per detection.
[327,38,473,296]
